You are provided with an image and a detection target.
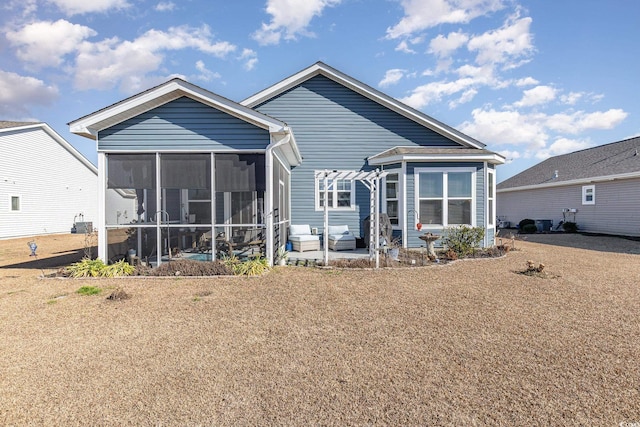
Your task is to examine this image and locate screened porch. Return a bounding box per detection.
[104,152,290,266]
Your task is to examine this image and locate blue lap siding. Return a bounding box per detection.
[98,97,270,151]
[255,75,462,237]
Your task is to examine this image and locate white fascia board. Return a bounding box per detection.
[369,153,505,165]
[242,62,486,150]
[70,80,287,139]
[497,171,640,193]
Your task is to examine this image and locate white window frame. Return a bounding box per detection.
[382,171,401,229]
[10,195,21,212]
[487,169,496,227]
[414,167,476,228]
[582,185,595,205]
[315,174,356,211]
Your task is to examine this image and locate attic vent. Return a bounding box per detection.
[553,170,558,179]
[635,149,638,156]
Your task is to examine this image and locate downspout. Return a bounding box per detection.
[265,130,293,267]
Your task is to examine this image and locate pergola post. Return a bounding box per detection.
[316,169,387,268]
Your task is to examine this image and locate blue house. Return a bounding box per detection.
[70,62,504,266]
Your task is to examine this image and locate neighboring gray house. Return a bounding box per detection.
[0,121,134,239]
[69,62,504,266]
[497,136,640,236]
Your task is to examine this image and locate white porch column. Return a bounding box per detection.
[97,152,107,262]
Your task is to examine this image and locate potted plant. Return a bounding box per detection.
[276,246,289,266]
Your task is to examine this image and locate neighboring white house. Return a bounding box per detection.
[0,121,134,239]
[497,136,640,237]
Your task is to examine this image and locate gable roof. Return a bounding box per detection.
[241,61,486,150]
[69,78,291,139]
[0,120,40,130]
[497,136,640,192]
[1,121,97,175]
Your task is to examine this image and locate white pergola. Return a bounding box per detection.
[315,169,389,268]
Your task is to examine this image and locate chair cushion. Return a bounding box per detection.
[327,225,351,236]
[289,224,311,236]
[328,233,356,242]
[289,234,319,242]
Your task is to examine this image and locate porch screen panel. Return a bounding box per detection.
[161,154,211,189]
[215,154,265,192]
[107,154,156,189]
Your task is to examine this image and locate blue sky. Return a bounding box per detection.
[2,0,638,181]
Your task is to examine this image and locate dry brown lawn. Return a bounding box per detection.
[1,233,639,425]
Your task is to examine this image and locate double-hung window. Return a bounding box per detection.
[385,173,399,226]
[487,169,495,227]
[582,185,595,205]
[317,177,354,210]
[415,168,475,227]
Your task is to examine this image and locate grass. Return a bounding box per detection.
[1,233,639,425]
[75,285,102,296]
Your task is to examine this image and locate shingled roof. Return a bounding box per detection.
[0,121,40,130]
[497,136,640,191]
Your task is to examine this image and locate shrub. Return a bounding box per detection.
[67,258,107,278]
[234,257,271,276]
[67,257,134,278]
[151,259,233,276]
[518,218,538,233]
[562,221,578,233]
[521,223,538,234]
[442,225,485,258]
[102,260,135,277]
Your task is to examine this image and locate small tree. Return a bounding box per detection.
[442,225,485,258]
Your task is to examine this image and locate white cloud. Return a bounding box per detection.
[74,25,236,91]
[498,149,522,160]
[400,77,475,109]
[514,85,557,107]
[545,109,628,134]
[379,69,406,87]
[0,70,59,116]
[252,0,341,45]
[46,0,130,15]
[386,0,505,39]
[448,88,478,108]
[459,108,549,148]
[467,15,534,67]
[395,40,416,54]
[560,92,583,105]
[515,76,538,87]
[535,138,593,159]
[155,2,175,12]
[6,19,96,68]
[428,31,469,57]
[239,49,258,71]
[194,60,221,82]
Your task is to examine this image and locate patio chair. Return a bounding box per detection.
[289,224,320,252]
[327,225,356,251]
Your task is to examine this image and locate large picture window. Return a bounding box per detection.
[415,168,475,227]
[316,176,355,210]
